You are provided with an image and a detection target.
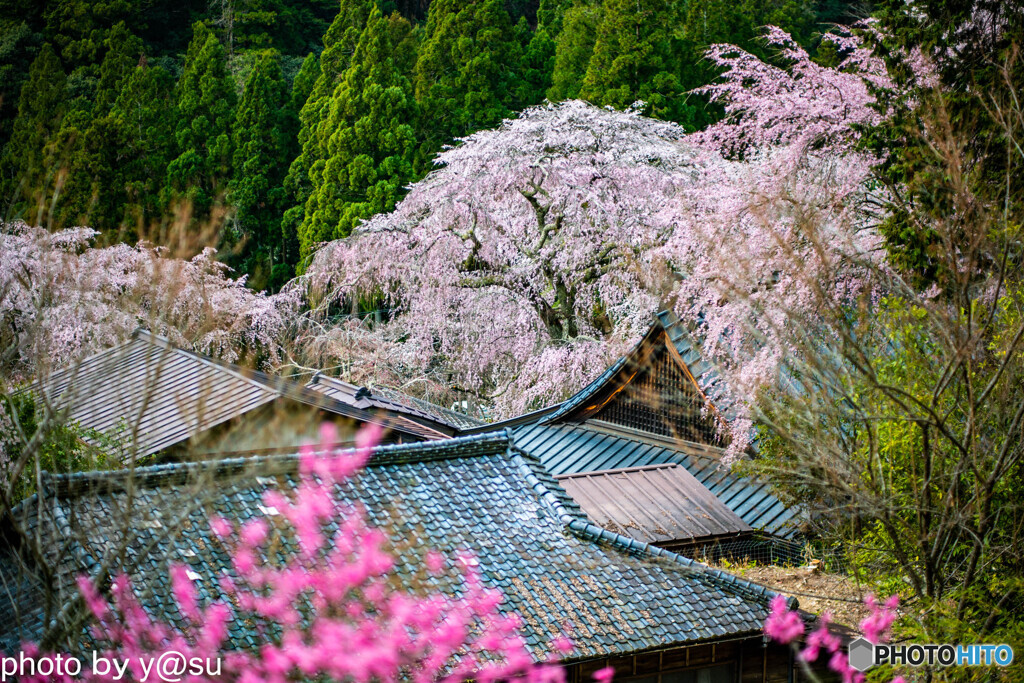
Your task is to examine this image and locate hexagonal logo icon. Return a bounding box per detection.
[848,637,875,672]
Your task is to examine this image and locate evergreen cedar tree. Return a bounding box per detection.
[285,0,374,265]
[577,0,688,122]
[299,6,419,261]
[228,49,291,290]
[164,22,237,222]
[1,0,852,280]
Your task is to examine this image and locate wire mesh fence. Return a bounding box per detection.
[680,534,850,573]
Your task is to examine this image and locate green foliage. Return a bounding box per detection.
[106,59,177,238]
[0,393,117,504]
[277,51,317,271]
[299,8,419,259]
[547,0,816,128]
[45,22,145,231]
[867,0,1024,286]
[280,0,374,270]
[164,21,236,221]
[578,0,687,122]
[42,0,135,68]
[756,288,1024,648]
[547,0,602,101]
[513,16,550,107]
[228,49,289,290]
[0,20,42,150]
[1,43,67,218]
[95,21,142,111]
[413,0,520,158]
[0,0,873,285]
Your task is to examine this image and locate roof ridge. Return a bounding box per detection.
[581,420,728,464]
[511,448,798,612]
[554,462,680,478]
[460,402,563,434]
[36,432,514,499]
[307,373,485,430]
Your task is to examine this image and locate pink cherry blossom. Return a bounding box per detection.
[296,26,896,444]
[0,221,299,389]
[763,595,805,643]
[762,591,900,683]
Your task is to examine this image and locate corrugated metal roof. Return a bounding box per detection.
[305,374,484,432]
[513,421,801,539]
[556,464,752,545]
[31,331,441,461]
[1,432,795,659]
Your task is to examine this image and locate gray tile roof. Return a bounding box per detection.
[0,433,794,660]
[556,464,753,546]
[306,374,485,433]
[27,330,441,461]
[513,422,801,539]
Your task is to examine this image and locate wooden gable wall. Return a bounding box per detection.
[563,327,724,447]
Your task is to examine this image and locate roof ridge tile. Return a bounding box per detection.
[37,432,515,500]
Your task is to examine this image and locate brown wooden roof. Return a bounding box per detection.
[556,463,753,546]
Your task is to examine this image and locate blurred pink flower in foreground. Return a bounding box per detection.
[763,593,900,683]
[14,423,602,683]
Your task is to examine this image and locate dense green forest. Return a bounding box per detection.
[0,0,868,290]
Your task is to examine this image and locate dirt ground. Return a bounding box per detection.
[710,563,873,628]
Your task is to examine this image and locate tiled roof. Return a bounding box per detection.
[513,422,801,539]
[556,464,753,546]
[28,330,441,461]
[305,374,485,432]
[0,433,794,660]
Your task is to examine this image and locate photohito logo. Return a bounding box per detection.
[848,638,1014,672]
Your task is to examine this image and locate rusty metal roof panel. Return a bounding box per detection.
[556,464,752,545]
[512,422,801,539]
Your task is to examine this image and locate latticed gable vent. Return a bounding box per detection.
[592,346,721,445]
